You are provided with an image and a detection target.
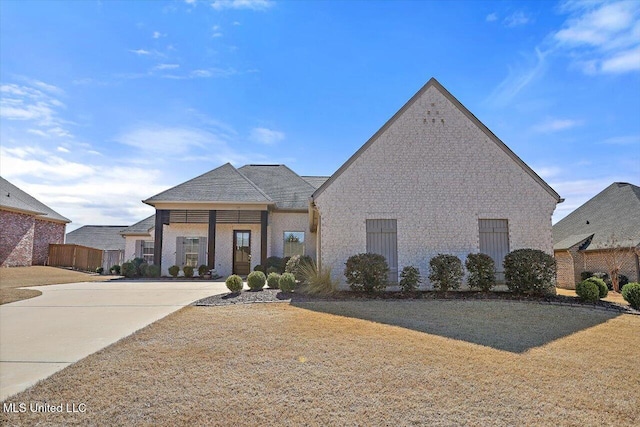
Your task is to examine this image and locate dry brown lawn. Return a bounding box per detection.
[0,266,118,304]
[1,300,638,426]
[556,287,629,305]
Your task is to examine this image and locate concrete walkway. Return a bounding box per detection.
[0,280,228,400]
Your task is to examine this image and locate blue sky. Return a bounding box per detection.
[1,0,638,232]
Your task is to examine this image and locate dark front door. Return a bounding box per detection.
[233,230,251,275]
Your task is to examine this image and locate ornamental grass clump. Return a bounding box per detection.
[297,262,338,295]
[465,253,496,292]
[399,266,421,293]
[285,255,314,281]
[225,275,243,293]
[247,271,266,290]
[428,254,463,292]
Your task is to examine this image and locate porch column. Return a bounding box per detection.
[153,210,168,270]
[261,210,268,266]
[208,210,216,269]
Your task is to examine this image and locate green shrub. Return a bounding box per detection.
[592,272,611,289]
[285,255,314,281]
[428,254,463,292]
[138,263,149,278]
[297,263,338,295]
[503,249,556,295]
[576,279,600,302]
[247,271,266,290]
[580,271,594,281]
[168,265,180,278]
[621,282,640,310]
[583,277,608,298]
[226,275,243,293]
[265,256,285,273]
[146,264,161,278]
[132,257,146,276]
[399,266,421,293]
[267,272,281,289]
[121,262,136,278]
[344,253,389,293]
[616,274,630,291]
[465,253,496,291]
[253,264,265,273]
[198,264,208,276]
[279,273,296,292]
[266,266,279,275]
[110,265,121,275]
[95,267,104,275]
[183,265,194,278]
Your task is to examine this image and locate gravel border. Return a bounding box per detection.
[193,288,639,315]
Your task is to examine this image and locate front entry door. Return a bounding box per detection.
[233,230,251,275]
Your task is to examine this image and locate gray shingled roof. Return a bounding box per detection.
[553,182,640,251]
[144,163,273,205]
[66,226,126,251]
[0,176,70,223]
[238,165,316,210]
[120,215,155,236]
[302,176,331,189]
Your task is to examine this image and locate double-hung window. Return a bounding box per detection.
[283,232,305,257]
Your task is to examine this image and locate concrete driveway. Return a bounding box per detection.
[0,280,228,400]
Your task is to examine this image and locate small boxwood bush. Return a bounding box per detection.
[285,255,314,281]
[279,272,296,292]
[95,267,104,274]
[576,279,600,302]
[592,272,611,289]
[121,262,136,278]
[621,282,640,310]
[226,275,243,293]
[583,277,608,298]
[429,254,463,292]
[344,253,389,293]
[503,249,556,295]
[247,271,266,290]
[399,266,421,293]
[198,264,208,276]
[267,272,280,289]
[183,265,194,278]
[465,253,496,291]
[265,256,285,273]
[168,265,180,278]
[146,264,161,278]
[110,265,121,275]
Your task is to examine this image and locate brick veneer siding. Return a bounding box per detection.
[555,251,575,289]
[314,84,558,288]
[583,250,639,283]
[0,210,36,267]
[556,248,640,288]
[32,219,66,265]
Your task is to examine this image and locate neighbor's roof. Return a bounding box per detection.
[311,77,561,203]
[302,176,331,189]
[120,215,155,236]
[553,182,640,251]
[238,165,316,210]
[0,176,71,223]
[66,226,126,251]
[144,163,273,205]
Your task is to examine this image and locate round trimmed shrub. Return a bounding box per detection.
[285,255,314,281]
[465,253,496,291]
[168,265,180,278]
[146,264,161,278]
[110,265,121,275]
[267,272,280,289]
[621,282,640,310]
[576,279,600,302]
[247,271,266,290]
[428,254,463,292]
[265,256,285,273]
[503,249,556,295]
[226,275,243,293]
[582,277,608,298]
[121,262,136,278]
[95,267,104,274]
[198,264,208,276]
[344,253,389,293]
[183,266,194,278]
[399,266,421,293]
[279,272,296,292]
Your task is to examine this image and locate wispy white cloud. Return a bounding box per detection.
[57,146,70,153]
[504,11,532,27]
[129,49,152,55]
[602,134,640,145]
[533,165,563,179]
[485,48,548,107]
[532,117,583,133]
[152,31,166,39]
[154,63,180,70]
[211,0,274,11]
[250,127,285,145]
[486,13,498,22]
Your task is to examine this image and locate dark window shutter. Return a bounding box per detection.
[135,240,143,258]
[176,237,185,266]
[198,237,207,267]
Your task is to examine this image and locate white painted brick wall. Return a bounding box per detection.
[269,212,316,259]
[314,85,558,288]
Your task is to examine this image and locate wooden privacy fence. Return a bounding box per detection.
[48,244,103,272]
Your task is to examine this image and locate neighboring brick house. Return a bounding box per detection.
[553,182,640,289]
[0,177,70,267]
[65,225,127,270]
[136,78,561,284]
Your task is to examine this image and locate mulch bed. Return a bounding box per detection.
[194,288,639,314]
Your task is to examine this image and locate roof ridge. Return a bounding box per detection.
[235,166,275,202]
